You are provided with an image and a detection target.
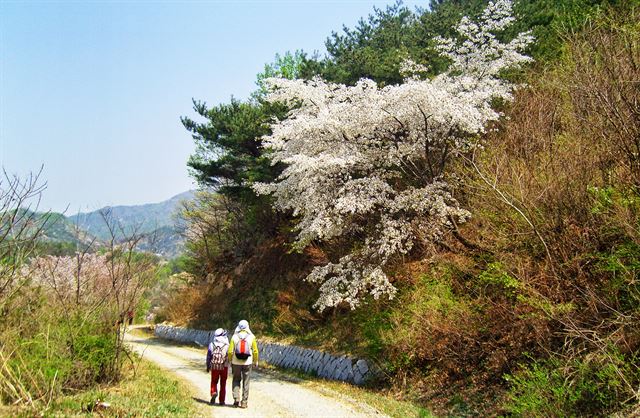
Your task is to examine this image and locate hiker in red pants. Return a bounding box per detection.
[206,328,229,405]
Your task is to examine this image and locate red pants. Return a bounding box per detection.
[210,367,228,402]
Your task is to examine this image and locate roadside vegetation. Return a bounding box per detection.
[162,0,640,416]
[46,359,199,417]
[2,359,199,417]
[0,173,164,415]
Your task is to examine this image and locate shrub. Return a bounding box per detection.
[384,269,477,374]
[506,350,640,416]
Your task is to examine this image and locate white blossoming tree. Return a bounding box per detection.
[254,0,533,311]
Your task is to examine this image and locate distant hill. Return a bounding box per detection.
[18,191,196,258]
[68,191,194,244]
[6,209,93,244]
[135,225,186,258]
[40,212,96,245]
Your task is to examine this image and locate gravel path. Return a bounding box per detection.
[126,331,384,417]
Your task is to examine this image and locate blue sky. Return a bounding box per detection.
[1,0,424,213]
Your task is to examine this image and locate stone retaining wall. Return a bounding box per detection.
[154,324,374,385]
[154,324,213,347]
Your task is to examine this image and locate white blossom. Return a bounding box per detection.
[254,0,532,311]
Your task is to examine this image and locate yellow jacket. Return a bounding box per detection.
[228,331,259,366]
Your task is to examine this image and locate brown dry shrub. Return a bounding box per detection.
[469,80,601,274]
[380,9,640,413]
[384,256,553,376]
[568,13,640,189]
[161,283,209,326]
[468,7,640,267]
[427,7,640,413]
[160,236,321,333]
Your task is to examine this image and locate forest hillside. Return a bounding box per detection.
[161,0,640,416]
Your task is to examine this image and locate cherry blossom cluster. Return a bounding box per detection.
[255,0,532,311]
[26,251,150,315]
[27,254,113,305]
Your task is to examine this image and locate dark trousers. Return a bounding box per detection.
[210,367,228,402]
[231,364,251,403]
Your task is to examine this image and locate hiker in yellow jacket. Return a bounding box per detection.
[228,319,259,409]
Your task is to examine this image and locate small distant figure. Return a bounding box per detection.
[115,312,125,328]
[206,328,230,405]
[228,319,259,409]
[127,310,134,326]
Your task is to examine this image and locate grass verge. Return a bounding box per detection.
[2,357,203,417]
[305,378,435,418]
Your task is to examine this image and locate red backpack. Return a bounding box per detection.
[234,335,252,360]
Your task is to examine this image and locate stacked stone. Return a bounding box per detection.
[154,324,213,347]
[256,341,373,386]
[153,325,374,386]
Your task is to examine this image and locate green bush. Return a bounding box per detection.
[1,313,121,405]
[595,242,640,312]
[383,271,476,371]
[478,262,522,298]
[505,350,639,417]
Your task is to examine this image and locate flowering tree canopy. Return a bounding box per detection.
[254,0,533,311]
[28,254,112,305]
[27,249,155,319]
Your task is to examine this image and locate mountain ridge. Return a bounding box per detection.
[37,190,195,258]
[68,190,194,241]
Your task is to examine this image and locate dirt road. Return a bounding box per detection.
[126,331,384,417]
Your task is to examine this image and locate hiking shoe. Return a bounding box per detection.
[210,394,217,405]
[240,402,248,409]
[219,401,225,406]
[233,401,239,408]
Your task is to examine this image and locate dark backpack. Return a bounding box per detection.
[234,336,252,360]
